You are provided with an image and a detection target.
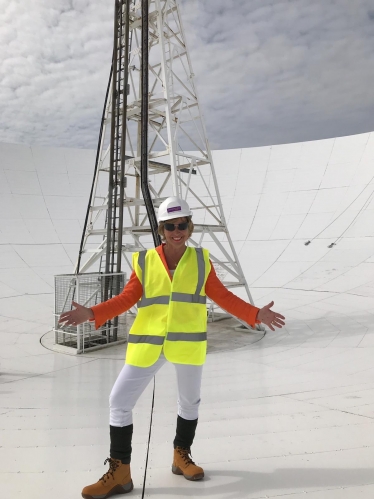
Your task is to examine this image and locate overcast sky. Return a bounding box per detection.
[1,0,374,150]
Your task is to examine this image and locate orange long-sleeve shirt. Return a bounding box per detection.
[91,245,260,329]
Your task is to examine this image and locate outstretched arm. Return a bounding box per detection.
[257,301,285,331]
[205,264,260,327]
[58,271,143,330]
[205,264,285,330]
[59,301,94,327]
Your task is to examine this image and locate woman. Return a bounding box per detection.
[59,196,285,499]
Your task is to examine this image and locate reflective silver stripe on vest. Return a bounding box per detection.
[138,250,170,308]
[138,250,146,275]
[195,247,205,296]
[170,247,206,304]
[137,250,147,308]
[171,292,206,304]
[166,332,207,342]
[128,334,165,345]
[138,295,170,307]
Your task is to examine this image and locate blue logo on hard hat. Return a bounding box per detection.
[167,206,181,213]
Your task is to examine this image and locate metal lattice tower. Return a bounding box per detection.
[75,0,257,327]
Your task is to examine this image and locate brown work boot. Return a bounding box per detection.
[172,447,204,481]
[82,458,133,499]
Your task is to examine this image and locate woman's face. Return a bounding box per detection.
[163,217,190,250]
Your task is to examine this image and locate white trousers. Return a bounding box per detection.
[109,354,203,427]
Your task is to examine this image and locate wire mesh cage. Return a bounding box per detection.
[54,272,128,353]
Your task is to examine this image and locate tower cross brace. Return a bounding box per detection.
[76,0,259,330]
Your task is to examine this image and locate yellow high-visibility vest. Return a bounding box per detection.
[126,247,211,367]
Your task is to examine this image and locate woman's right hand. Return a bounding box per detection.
[58,301,94,326]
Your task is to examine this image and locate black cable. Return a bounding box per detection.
[141,376,156,499]
[140,0,161,247]
[75,62,113,275]
[140,0,160,495]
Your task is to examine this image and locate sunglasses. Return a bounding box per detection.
[164,222,189,231]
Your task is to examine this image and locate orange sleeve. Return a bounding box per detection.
[205,262,261,328]
[90,249,260,330]
[90,270,142,330]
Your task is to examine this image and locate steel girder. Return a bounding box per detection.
[76,0,259,329]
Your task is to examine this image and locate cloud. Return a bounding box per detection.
[1,0,374,150]
[180,0,374,148]
[0,0,113,148]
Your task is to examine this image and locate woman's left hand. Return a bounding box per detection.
[257,301,285,331]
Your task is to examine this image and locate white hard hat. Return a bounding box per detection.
[157,196,192,222]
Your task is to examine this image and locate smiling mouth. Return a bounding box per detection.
[172,237,182,241]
